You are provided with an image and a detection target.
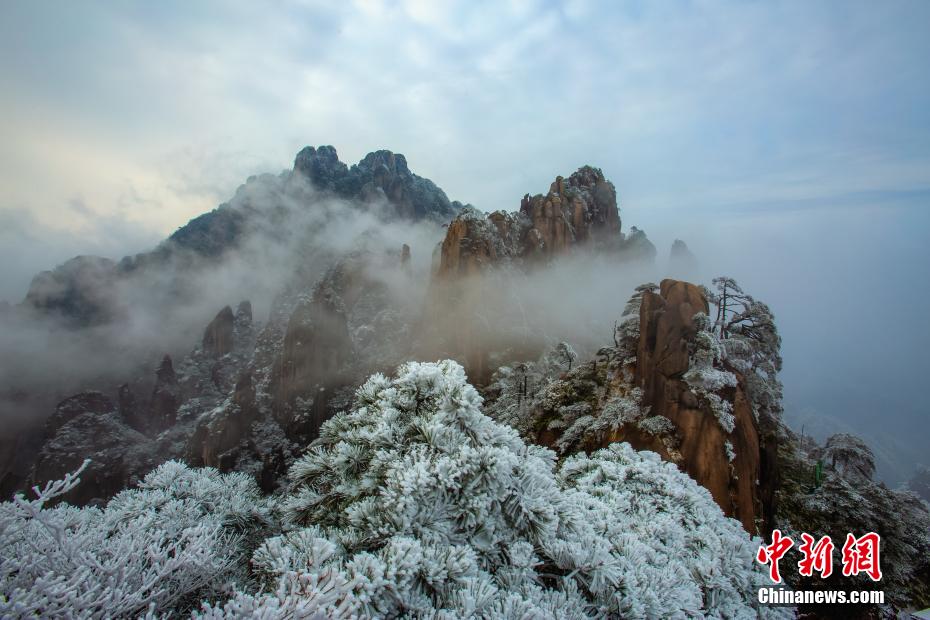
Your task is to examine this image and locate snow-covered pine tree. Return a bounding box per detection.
[214,360,789,619]
[0,460,272,618]
[704,277,784,422]
[484,342,577,434]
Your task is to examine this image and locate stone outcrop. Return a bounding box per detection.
[191,371,260,472]
[293,145,349,190]
[45,391,115,435]
[400,243,411,270]
[621,280,762,531]
[435,166,634,279]
[270,287,353,437]
[426,166,654,383]
[203,305,235,358]
[33,392,155,505]
[149,355,180,432]
[117,383,137,428]
[633,280,763,531]
[435,208,522,279]
[519,166,620,255]
[512,279,768,532]
[235,300,252,326]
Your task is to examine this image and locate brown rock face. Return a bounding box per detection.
[435,166,622,279]
[635,279,763,531]
[519,167,620,256]
[436,213,510,279]
[203,305,235,357]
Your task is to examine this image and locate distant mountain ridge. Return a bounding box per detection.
[19,146,464,328]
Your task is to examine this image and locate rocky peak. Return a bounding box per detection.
[815,433,877,482]
[291,145,458,223]
[45,391,116,436]
[634,279,766,531]
[233,300,255,347]
[435,208,522,279]
[235,300,252,326]
[668,239,697,277]
[270,286,353,437]
[293,145,348,191]
[117,383,145,432]
[203,305,235,358]
[670,239,694,261]
[357,149,410,177]
[436,165,641,280]
[150,354,180,432]
[519,166,620,253]
[400,243,411,270]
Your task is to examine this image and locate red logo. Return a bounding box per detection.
[841,532,882,582]
[798,533,834,578]
[757,531,881,583]
[756,529,794,583]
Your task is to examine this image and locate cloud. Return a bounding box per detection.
[3,1,928,242]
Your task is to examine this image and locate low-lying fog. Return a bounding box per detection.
[2,177,927,487]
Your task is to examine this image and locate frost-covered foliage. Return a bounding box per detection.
[725,440,736,463]
[486,324,652,455]
[706,277,783,421]
[613,283,657,367]
[551,390,647,453]
[559,444,789,619]
[223,360,784,619]
[0,460,272,618]
[683,313,738,433]
[685,275,783,432]
[484,342,577,435]
[620,282,658,319]
[637,414,676,436]
[816,433,876,482]
[613,317,640,368]
[545,341,578,373]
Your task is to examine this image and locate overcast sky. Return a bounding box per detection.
[2,0,929,475]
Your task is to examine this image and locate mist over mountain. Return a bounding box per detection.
[0,144,928,616]
[0,145,668,480]
[3,2,930,616]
